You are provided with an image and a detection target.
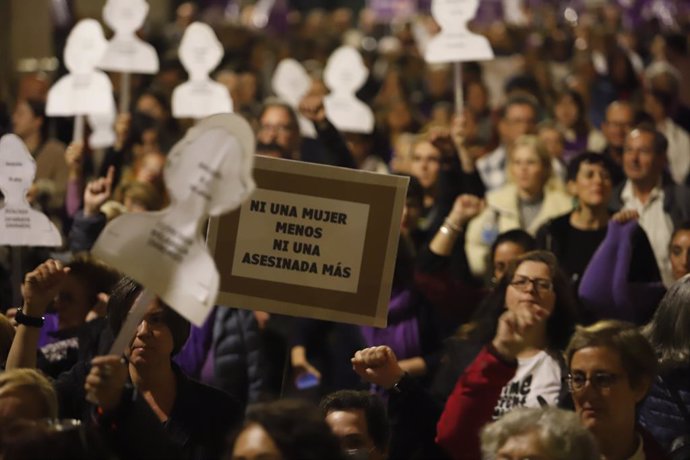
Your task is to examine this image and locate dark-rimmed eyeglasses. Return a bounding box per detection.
[566,372,620,392]
[509,275,553,293]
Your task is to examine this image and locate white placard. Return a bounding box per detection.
[232,189,370,293]
[0,135,62,247]
[425,0,494,63]
[272,59,316,138]
[46,19,116,117]
[172,22,232,119]
[323,46,374,134]
[100,0,159,74]
[91,114,255,325]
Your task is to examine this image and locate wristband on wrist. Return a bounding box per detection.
[443,218,462,233]
[15,307,45,328]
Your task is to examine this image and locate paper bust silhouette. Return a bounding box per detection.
[172,22,232,119]
[425,0,494,63]
[100,0,159,74]
[323,46,375,134]
[272,59,316,138]
[46,19,116,117]
[0,135,62,247]
[88,107,116,148]
[91,114,255,325]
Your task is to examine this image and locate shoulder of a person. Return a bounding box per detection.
[487,183,517,205]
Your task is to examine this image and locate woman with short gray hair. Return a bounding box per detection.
[480,407,600,460]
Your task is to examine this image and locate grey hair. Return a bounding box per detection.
[642,273,690,371]
[480,407,600,460]
[259,97,299,131]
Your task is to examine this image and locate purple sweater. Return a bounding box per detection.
[578,219,666,324]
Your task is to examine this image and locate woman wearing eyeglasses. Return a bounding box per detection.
[434,250,580,460]
[565,320,667,460]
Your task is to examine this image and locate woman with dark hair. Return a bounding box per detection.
[639,276,690,454]
[434,250,580,460]
[228,399,345,460]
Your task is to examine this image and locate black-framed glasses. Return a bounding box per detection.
[509,275,553,293]
[566,372,621,392]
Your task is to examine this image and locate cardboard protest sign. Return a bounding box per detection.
[425,0,494,63]
[46,20,116,119]
[323,46,375,134]
[272,59,317,138]
[0,134,62,247]
[172,22,232,119]
[92,114,256,326]
[100,0,159,74]
[207,156,409,327]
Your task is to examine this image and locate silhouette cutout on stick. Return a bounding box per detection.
[0,135,62,247]
[323,46,374,134]
[46,19,116,118]
[172,22,233,120]
[425,0,494,64]
[272,59,317,138]
[100,0,159,74]
[88,107,117,149]
[91,114,255,325]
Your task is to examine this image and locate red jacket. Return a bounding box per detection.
[436,345,516,460]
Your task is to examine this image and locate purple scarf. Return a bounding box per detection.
[360,288,421,361]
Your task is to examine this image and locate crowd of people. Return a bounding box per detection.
[1,1,690,459]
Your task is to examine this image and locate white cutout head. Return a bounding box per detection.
[179,22,224,81]
[165,113,255,215]
[272,59,311,106]
[431,0,478,29]
[64,19,109,75]
[88,109,117,148]
[324,46,368,94]
[103,0,149,36]
[0,135,36,202]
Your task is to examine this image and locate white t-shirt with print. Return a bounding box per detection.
[492,350,562,419]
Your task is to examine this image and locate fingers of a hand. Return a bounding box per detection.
[105,166,115,189]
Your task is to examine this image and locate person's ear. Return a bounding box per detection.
[632,376,652,404]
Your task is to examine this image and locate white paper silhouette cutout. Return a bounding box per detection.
[46,19,116,117]
[172,22,232,119]
[323,46,375,134]
[100,0,159,74]
[0,135,62,247]
[425,0,494,64]
[91,114,255,325]
[272,59,317,139]
[88,106,116,148]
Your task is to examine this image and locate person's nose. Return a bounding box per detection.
[136,319,152,337]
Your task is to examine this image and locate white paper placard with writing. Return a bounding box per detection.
[0,135,62,247]
[425,0,494,63]
[232,189,369,292]
[323,46,375,134]
[272,59,317,138]
[100,0,159,74]
[46,19,116,117]
[92,114,255,325]
[172,22,232,119]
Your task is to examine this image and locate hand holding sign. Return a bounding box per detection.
[0,134,62,247]
[92,114,256,326]
[323,46,375,134]
[272,59,317,138]
[46,19,116,142]
[172,22,232,119]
